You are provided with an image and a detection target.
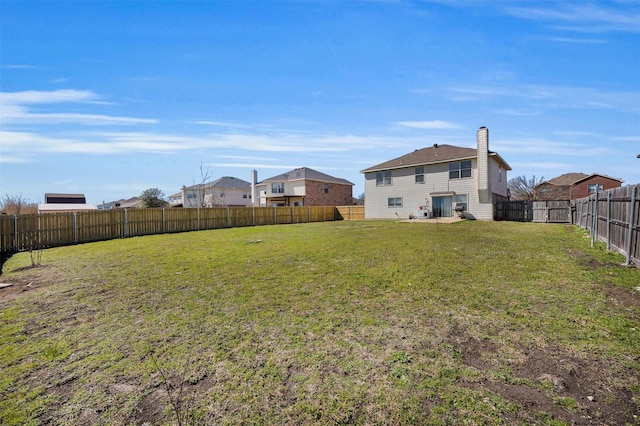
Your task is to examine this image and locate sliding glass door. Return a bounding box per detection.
[432,196,453,218]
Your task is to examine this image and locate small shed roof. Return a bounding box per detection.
[38,203,98,213]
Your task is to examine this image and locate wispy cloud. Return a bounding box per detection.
[505,3,640,33]
[0,89,97,104]
[0,129,408,162]
[396,120,460,129]
[538,36,608,44]
[447,84,640,113]
[0,89,157,126]
[1,64,38,69]
[494,138,615,157]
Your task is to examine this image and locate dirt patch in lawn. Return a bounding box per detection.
[0,265,65,302]
[449,330,639,424]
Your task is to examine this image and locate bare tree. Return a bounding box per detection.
[1,193,37,215]
[193,163,212,208]
[508,175,544,201]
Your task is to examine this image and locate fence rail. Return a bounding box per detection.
[574,184,639,267]
[0,206,344,254]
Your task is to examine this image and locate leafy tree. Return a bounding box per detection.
[140,188,168,208]
[508,175,544,201]
[1,193,37,215]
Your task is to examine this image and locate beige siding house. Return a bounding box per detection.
[361,127,511,220]
[180,176,252,208]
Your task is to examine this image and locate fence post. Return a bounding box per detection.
[227,207,231,228]
[545,202,549,223]
[73,211,78,244]
[625,187,636,266]
[13,215,18,252]
[124,209,128,237]
[274,206,277,224]
[252,206,255,226]
[593,190,600,242]
[162,208,166,233]
[590,194,596,247]
[606,192,611,250]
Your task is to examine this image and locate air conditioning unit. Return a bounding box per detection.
[417,205,430,218]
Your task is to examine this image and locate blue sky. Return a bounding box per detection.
[1,0,639,205]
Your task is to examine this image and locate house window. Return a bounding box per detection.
[243,194,247,199]
[449,161,472,179]
[499,166,502,182]
[324,183,329,194]
[387,197,403,207]
[455,194,467,211]
[588,184,603,193]
[415,167,424,183]
[187,191,197,199]
[271,182,285,194]
[376,171,392,186]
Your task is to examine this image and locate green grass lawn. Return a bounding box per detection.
[0,220,638,425]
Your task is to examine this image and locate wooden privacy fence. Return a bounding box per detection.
[494,200,571,223]
[574,184,639,267]
[0,206,339,254]
[335,205,364,221]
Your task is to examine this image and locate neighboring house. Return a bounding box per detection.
[361,127,511,220]
[97,197,142,210]
[535,173,623,201]
[180,176,252,208]
[253,167,354,207]
[38,193,98,214]
[167,192,183,207]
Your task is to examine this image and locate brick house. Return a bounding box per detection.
[535,173,623,201]
[253,167,354,207]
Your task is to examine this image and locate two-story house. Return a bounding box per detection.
[253,167,354,207]
[534,173,623,201]
[178,176,252,208]
[361,127,511,220]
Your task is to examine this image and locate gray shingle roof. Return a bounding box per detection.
[544,172,623,186]
[261,167,353,186]
[360,144,511,173]
[185,176,251,191]
[544,173,590,186]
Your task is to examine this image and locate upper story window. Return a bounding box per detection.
[271,182,285,194]
[588,183,603,193]
[415,167,425,183]
[186,191,197,199]
[324,183,329,194]
[376,171,392,186]
[449,161,472,179]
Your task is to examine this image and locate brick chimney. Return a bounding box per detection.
[477,127,491,203]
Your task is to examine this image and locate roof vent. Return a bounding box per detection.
[433,144,438,148]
